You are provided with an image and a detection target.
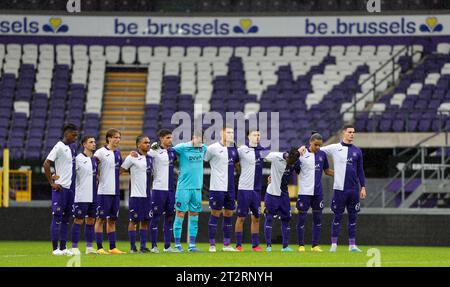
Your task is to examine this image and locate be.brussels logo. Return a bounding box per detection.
[419,17,443,33]
[233,19,258,34]
[43,18,69,33]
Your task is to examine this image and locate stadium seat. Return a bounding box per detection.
[105,45,120,64]
[121,46,136,64]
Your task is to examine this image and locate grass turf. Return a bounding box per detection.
[0,241,449,267]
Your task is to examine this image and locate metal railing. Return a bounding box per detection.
[366,129,450,208]
[348,45,422,120]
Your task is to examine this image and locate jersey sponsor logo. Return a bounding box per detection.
[188,155,202,161]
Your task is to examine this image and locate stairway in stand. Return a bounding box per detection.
[99,71,147,189]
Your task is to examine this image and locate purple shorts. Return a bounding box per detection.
[209,190,236,211]
[96,195,120,220]
[72,202,97,219]
[264,192,291,220]
[296,194,324,213]
[237,190,261,218]
[51,187,74,218]
[151,190,175,216]
[331,189,360,214]
[129,197,151,222]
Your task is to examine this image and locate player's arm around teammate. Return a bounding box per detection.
[296,132,334,253]
[263,148,301,252]
[172,132,207,252]
[121,136,153,253]
[234,129,265,252]
[205,127,240,252]
[71,136,98,255]
[93,128,126,254]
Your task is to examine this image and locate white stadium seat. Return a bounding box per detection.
[436,43,450,54]
[121,46,136,64]
[105,45,120,64]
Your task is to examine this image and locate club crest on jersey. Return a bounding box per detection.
[353,152,357,157]
[176,202,181,208]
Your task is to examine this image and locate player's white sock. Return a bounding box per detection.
[330,243,337,252]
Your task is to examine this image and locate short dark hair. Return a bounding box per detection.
[105,128,121,144]
[81,135,95,145]
[342,124,355,132]
[247,128,259,137]
[135,135,149,148]
[310,131,323,142]
[63,123,78,134]
[157,129,172,138]
[287,147,300,162]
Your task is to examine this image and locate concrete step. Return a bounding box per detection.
[105,82,146,88]
[103,106,144,112]
[102,110,144,116]
[106,72,147,79]
[104,88,146,93]
[101,119,143,126]
[102,101,145,106]
[104,91,146,96]
[101,115,143,121]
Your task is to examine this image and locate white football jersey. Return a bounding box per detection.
[94,146,122,196]
[204,142,239,192]
[74,153,98,203]
[121,153,153,198]
[46,141,76,189]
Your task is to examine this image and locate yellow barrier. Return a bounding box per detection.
[2,149,9,207]
[9,170,32,202]
[0,170,2,207]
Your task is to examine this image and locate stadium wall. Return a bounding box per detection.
[1,207,449,246]
[0,35,445,51]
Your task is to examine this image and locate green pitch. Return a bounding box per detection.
[1,241,449,267]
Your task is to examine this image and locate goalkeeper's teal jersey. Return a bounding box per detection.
[173,142,207,190]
